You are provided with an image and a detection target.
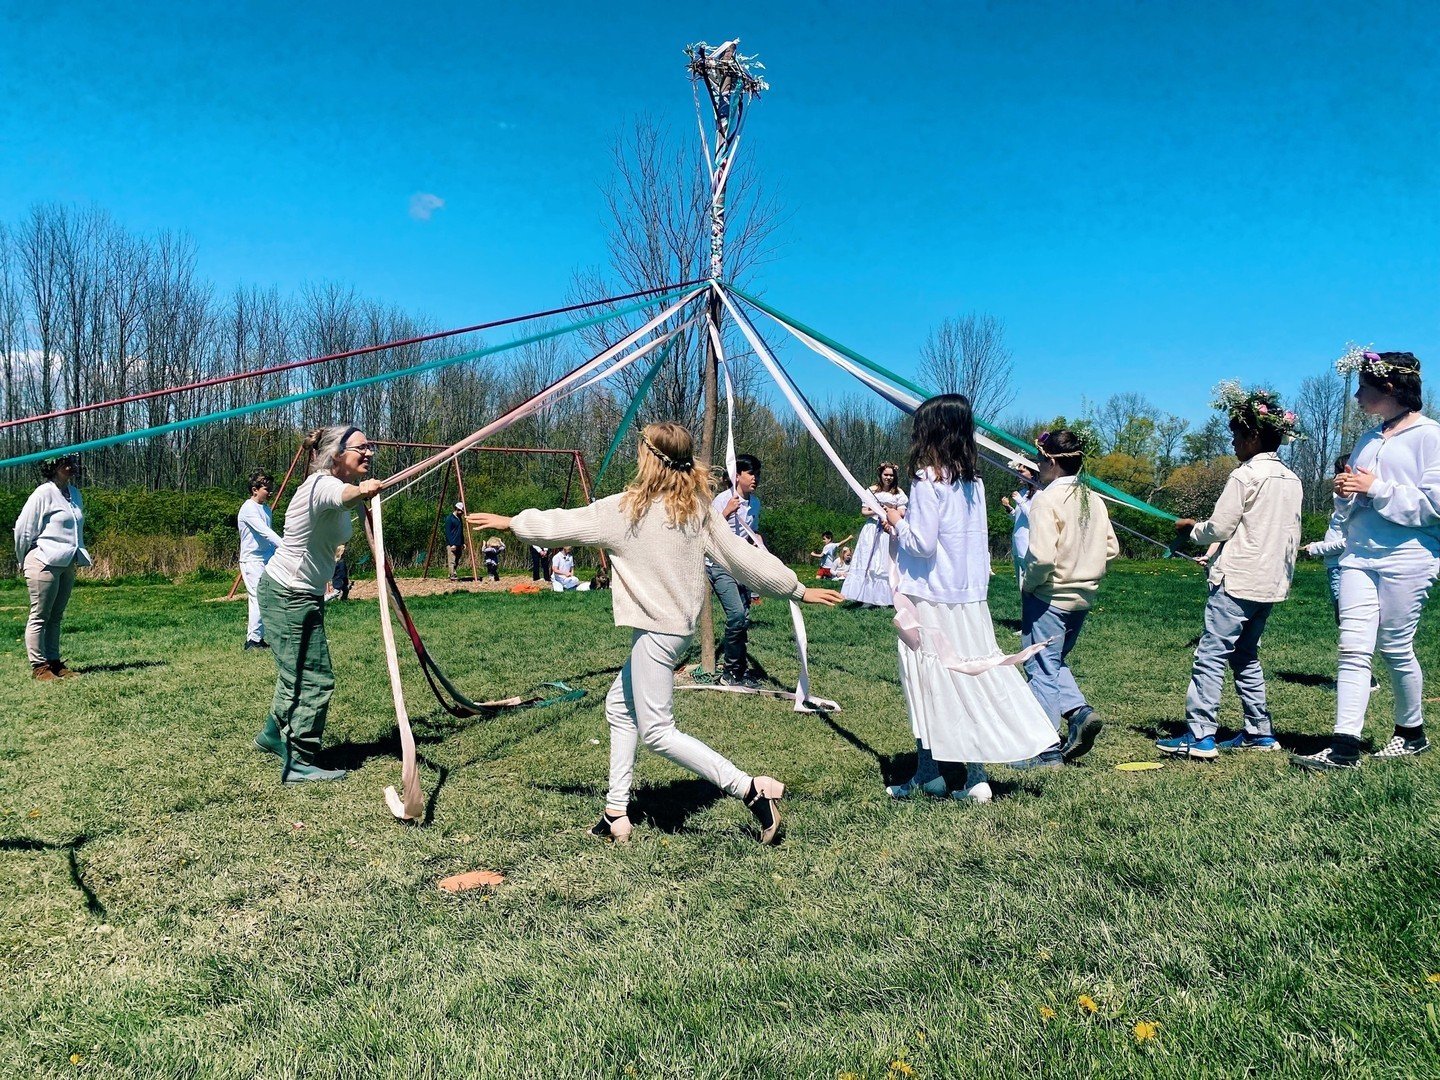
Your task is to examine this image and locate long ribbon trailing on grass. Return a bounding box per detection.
[725,283,1178,524]
[719,285,1050,677]
[0,280,705,434]
[0,287,696,472]
[369,492,425,821]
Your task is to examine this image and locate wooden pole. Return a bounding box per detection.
[451,453,481,582]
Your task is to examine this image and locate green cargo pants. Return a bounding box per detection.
[259,573,335,764]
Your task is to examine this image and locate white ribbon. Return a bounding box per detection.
[370,493,425,821]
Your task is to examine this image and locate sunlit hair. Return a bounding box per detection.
[873,461,900,494]
[907,395,977,484]
[621,422,716,529]
[303,425,358,474]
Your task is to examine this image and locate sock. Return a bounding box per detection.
[912,741,941,785]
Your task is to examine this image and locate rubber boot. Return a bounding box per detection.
[254,716,285,758]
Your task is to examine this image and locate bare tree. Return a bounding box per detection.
[1091,392,1158,455]
[916,313,1016,423]
[1291,371,1350,510]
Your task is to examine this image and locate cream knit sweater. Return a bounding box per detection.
[511,493,806,635]
[1019,476,1120,611]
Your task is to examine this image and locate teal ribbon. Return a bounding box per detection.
[726,283,1176,524]
[596,340,674,480]
[0,289,690,471]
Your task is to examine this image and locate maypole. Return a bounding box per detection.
[686,38,767,673]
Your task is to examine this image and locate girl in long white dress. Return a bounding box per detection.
[842,462,907,607]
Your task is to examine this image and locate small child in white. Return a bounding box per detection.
[1158,383,1302,759]
[1001,460,1037,591]
[1304,454,1352,621]
[833,546,853,581]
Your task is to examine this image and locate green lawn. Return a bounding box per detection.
[2,562,1438,1079]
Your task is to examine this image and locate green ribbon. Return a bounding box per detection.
[0,289,690,471]
[726,283,1176,523]
[596,339,674,481]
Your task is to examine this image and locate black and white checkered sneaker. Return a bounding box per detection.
[1372,730,1431,759]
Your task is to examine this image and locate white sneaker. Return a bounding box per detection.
[952,781,993,804]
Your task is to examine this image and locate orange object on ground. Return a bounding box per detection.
[438,870,506,893]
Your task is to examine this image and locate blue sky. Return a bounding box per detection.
[1,1,1436,427]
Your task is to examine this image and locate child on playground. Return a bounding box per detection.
[1018,429,1118,764]
[1158,383,1302,760]
[469,422,843,845]
[482,536,505,582]
[811,530,853,580]
[884,394,1058,804]
[1294,350,1439,770]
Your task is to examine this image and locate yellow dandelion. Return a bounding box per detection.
[1133,1021,1160,1043]
[70,1053,83,1066]
[1038,1006,1057,1021]
[1077,994,1099,1015]
[1427,973,1440,984]
[839,1073,859,1080]
[889,1060,915,1078]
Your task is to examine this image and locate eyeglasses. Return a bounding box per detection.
[344,443,378,456]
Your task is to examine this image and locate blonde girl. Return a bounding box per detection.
[471,423,843,844]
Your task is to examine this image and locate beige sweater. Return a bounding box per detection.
[1191,452,1302,603]
[1020,476,1120,611]
[511,493,806,635]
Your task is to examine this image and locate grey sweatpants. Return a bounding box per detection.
[1184,585,1274,740]
[604,629,752,814]
[24,552,77,666]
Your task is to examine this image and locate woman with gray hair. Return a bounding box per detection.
[13,454,90,681]
[253,426,382,782]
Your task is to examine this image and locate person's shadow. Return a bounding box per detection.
[1,835,105,916]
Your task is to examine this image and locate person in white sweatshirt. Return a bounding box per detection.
[238,471,283,650]
[1159,383,1303,760]
[883,395,1059,804]
[470,422,843,845]
[1018,429,1119,764]
[13,455,91,681]
[1295,350,1439,770]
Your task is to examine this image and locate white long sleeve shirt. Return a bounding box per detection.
[893,469,991,605]
[1336,415,1440,566]
[13,482,92,569]
[263,474,353,595]
[1190,452,1302,603]
[238,499,283,562]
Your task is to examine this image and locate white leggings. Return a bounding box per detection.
[604,630,751,814]
[241,557,267,643]
[1335,556,1438,737]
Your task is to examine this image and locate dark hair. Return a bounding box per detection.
[874,461,900,493]
[822,531,833,540]
[1360,351,1423,412]
[734,453,761,477]
[1334,453,1350,474]
[1038,429,1085,476]
[40,455,79,482]
[1229,415,1284,453]
[249,470,275,494]
[907,394,977,484]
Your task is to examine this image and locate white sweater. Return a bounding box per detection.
[1337,415,1440,565]
[893,469,991,605]
[13,483,92,569]
[238,499,283,562]
[1191,452,1302,604]
[511,493,805,635]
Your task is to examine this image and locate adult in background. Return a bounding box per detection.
[254,426,382,783]
[843,462,908,608]
[707,453,765,687]
[238,471,283,650]
[444,502,467,580]
[13,455,90,681]
[530,544,552,582]
[1296,350,1439,770]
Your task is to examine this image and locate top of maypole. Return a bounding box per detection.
[685,39,768,110]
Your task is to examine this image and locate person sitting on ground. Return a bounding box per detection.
[482,535,505,582]
[444,502,467,581]
[238,470,283,650]
[1158,383,1302,760]
[1017,429,1118,765]
[13,454,90,682]
[810,530,853,580]
[255,427,381,783]
[469,422,843,846]
[1295,350,1439,770]
[551,546,582,591]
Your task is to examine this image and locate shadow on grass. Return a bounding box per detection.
[1135,719,1361,757]
[1,835,106,917]
[1276,670,1337,689]
[995,617,1023,633]
[74,659,167,674]
[634,777,725,833]
[812,711,910,785]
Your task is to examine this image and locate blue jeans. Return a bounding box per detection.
[706,562,752,676]
[1185,585,1274,739]
[1020,593,1090,727]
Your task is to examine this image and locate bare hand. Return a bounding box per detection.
[1001,495,1013,510]
[468,512,512,531]
[801,587,845,607]
[884,506,905,529]
[357,478,384,499]
[1334,466,1375,497]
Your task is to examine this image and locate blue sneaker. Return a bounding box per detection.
[1155,732,1218,760]
[1009,745,1065,770]
[1218,732,1280,752]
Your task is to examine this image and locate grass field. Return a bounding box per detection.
[2,561,1439,1079]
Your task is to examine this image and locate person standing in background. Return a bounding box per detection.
[238,471,282,650]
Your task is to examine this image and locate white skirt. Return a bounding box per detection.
[842,521,894,606]
[897,596,1058,763]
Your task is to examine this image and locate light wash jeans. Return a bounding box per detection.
[705,563,752,677]
[1335,555,1437,736]
[604,629,751,813]
[1184,586,1274,740]
[1020,593,1090,727]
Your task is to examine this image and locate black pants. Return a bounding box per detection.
[531,549,551,581]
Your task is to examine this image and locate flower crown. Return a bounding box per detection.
[1335,343,1418,380]
[640,434,694,473]
[1211,380,1302,441]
